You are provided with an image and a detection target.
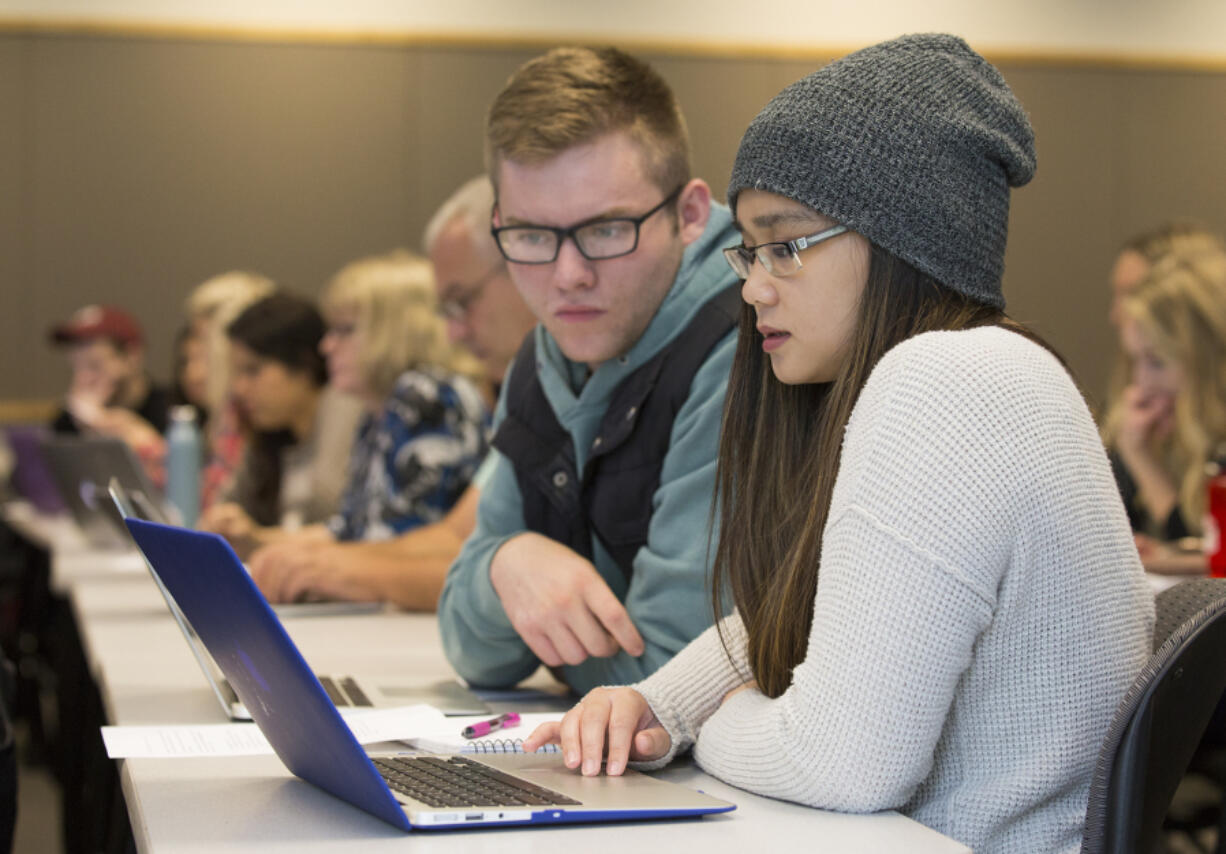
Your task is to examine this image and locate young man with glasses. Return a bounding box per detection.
[438,46,740,693]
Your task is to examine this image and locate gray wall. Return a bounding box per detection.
[3,31,1226,412]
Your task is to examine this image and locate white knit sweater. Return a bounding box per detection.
[636,327,1154,853]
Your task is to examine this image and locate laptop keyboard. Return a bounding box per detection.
[372,756,581,808]
[317,675,372,707]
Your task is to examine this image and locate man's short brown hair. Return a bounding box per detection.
[485,46,691,195]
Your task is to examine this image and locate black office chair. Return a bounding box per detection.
[0,652,15,854]
[1082,578,1226,854]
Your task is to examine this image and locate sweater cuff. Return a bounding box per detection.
[630,617,752,770]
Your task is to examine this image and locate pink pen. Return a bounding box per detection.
[461,712,521,739]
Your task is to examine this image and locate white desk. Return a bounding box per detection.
[23,506,973,854]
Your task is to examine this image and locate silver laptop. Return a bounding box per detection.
[108,479,490,719]
[122,515,736,831]
[43,435,173,549]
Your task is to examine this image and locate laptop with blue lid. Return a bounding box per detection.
[121,516,736,831]
[107,479,490,720]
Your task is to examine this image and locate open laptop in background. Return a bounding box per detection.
[3,425,67,514]
[122,516,735,832]
[42,435,171,549]
[108,480,490,720]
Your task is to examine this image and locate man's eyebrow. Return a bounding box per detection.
[500,206,640,228]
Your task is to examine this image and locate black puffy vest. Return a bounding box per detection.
[490,285,740,579]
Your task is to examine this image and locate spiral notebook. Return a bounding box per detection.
[407,713,563,754]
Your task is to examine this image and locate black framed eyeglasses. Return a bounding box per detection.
[722,223,849,278]
[491,185,684,265]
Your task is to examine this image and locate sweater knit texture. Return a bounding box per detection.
[635,326,1154,854]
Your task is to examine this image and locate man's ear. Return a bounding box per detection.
[676,179,712,247]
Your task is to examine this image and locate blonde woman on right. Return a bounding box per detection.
[1102,248,1226,566]
[1107,221,1224,330]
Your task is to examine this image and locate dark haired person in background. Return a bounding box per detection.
[198,292,362,557]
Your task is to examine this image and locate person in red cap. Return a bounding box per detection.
[48,304,172,452]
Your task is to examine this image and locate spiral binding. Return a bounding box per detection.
[462,738,561,754]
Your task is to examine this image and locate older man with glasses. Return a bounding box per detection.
[428,175,539,396]
[437,46,740,694]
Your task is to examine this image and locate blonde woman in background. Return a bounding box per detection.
[1102,248,1226,562]
[239,251,489,589]
[318,250,488,541]
[1107,221,1225,330]
[1100,222,1225,420]
[183,271,276,509]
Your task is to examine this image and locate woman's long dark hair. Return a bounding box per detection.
[711,245,1059,698]
[226,292,327,526]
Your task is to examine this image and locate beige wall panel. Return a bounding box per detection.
[3,32,1226,418]
[997,64,1122,406]
[23,35,416,396]
[409,45,537,237]
[0,37,30,406]
[1004,65,1226,406]
[648,54,822,203]
[1114,69,1226,237]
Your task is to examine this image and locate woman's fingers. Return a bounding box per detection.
[631,726,671,763]
[520,688,668,776]
[578,694,612,776]
[522,721,561,753]
[605,696,644,775]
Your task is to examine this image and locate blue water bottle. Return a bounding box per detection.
[166,405,202,527]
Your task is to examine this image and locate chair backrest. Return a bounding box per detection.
[1082,577,1226,854]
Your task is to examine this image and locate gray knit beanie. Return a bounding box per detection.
[727,33,1035,310]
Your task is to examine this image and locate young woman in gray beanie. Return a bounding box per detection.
[525,34,1153,853]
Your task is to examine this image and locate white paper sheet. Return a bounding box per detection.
[101,703,447,758]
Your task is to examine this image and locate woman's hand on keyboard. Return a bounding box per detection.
[522,687,670,777]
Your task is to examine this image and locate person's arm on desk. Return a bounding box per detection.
[438,452,652,689]
[438,449,556,688]
[198,502,331,559]
[525,613,753,776]
[1136,533,1208,575]
[248,485,480,609]
[534,511,986,813]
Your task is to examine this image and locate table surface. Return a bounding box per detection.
[10,502,977,853]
